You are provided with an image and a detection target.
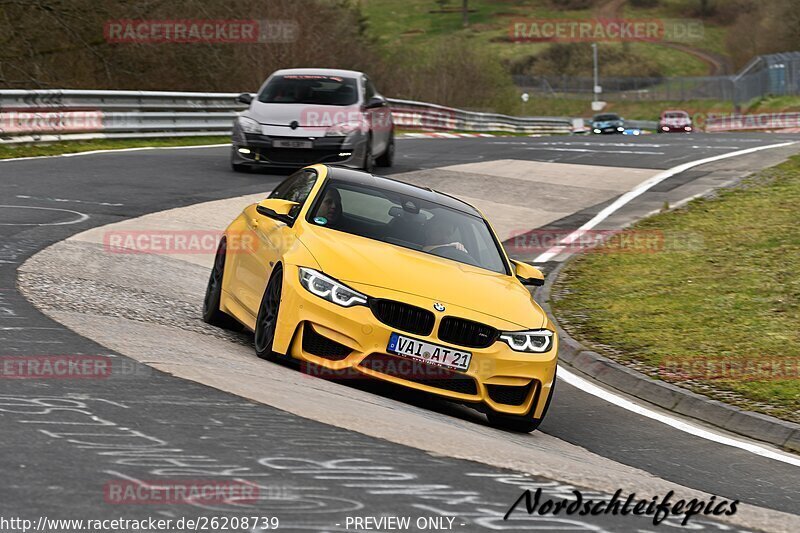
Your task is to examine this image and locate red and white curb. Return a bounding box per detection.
[399,132,547,139]
[400,132,495,138]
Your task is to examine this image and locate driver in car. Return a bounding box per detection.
[423,215,467,254]
[315,187,342,226]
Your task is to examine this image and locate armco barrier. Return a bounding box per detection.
[0,89,573,143]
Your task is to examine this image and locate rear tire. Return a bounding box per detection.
[486,373,556,433]
[254,266,283,361]
[203,238,243,331]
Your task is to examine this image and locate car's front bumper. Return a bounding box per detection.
[272,265,558,418]
[659,125,693,133]
[231,131,366,169]
[592,126,625,134]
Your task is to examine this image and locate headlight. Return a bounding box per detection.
[299,268,367,307]
[499,329,554,353]
[325,122,364,137]
[617,127,624,131]
[593,128,601,133]
[238,116,262,134]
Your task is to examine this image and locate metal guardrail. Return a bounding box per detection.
[386,97,574,134]
[0,89,574,144]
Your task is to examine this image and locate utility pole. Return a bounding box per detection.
[592,43,599,105]
[462,0,469,28]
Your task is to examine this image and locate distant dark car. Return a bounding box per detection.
[591,113,625,134]
[658,110,693,133]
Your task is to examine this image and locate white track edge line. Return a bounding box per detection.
[557,366,800,467]
[532,141,797,263]
[0,143,231,163]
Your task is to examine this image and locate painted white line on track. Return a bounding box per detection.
[0,327,63,331]
[16,195,124,207]
[527,147,666,155]
[558,366,800,467]
[533,141,796,263]
[0,143,230,163]
[0,205,90,226]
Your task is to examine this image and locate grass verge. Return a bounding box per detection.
[552,155,800,423]
[362,0,722,77]
[0,136,230,160]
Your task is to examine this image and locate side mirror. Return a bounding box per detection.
[511,259,545,287]
[364,96,386,109]
[237,93,253,105]
[255,199,299,225]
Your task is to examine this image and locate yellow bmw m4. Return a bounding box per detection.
[203,164,558,432]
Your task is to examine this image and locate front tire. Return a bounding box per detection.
[486,374,556,433]
[231,146,251,173]
[254,266,283,360]
[203,239,243,331]
[362,136,375,173]
[375,132,394,167]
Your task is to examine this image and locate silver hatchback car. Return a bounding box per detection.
[231,68,395,172]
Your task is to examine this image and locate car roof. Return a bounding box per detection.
[324,166,482,217]
[663,109,689,115]
[271,68,365,79]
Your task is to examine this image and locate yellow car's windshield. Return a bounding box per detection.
[308,180,508,275]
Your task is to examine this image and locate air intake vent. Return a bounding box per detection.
[486,382,533,406]
[302,324,351,361]
[369,299,435,336]
[438,316,498,348]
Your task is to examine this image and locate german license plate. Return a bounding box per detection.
[387,333,471,372]
[273,139,313,149]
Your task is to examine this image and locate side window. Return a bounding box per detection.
[364,78,376,100]
[269,169,318,218]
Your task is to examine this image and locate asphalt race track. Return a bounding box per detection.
[2,133,799,532]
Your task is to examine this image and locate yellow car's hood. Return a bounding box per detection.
[299,226,545,329]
